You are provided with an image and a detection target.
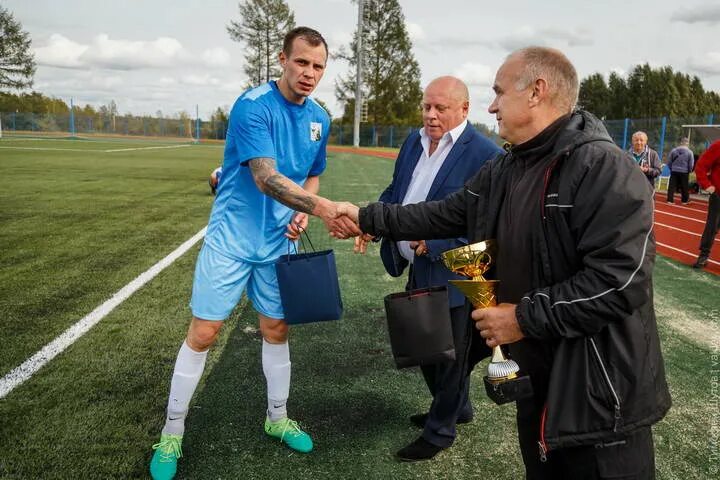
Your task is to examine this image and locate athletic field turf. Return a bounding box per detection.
[0,137,718,479]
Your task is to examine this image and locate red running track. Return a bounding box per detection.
[328,146,719,275]
[653,192,719,275]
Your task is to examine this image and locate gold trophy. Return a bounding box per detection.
[441,240,532,404]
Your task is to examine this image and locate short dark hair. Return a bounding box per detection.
[283,27,328,58]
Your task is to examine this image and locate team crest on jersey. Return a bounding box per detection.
[310,122,322,142]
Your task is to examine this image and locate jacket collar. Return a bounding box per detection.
[426,122,474,199]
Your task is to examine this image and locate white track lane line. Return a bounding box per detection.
[654,222,720,243]
[656,241,720,266]
[655,203,708,215]
[0,226,207,399]
[654,209,707,224]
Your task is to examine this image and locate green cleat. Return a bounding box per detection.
[150,434,183,480]
[264,417,314,453]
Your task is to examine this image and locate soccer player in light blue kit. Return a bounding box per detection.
[150,27,360,480]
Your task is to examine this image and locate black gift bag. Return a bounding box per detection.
[275,230,343,325]
[384,285,455,369]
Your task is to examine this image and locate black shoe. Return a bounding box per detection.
[409,412,473,428]
[396,437,444,462]
[692,255,709,269]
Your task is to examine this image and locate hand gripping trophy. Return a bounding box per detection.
[441,240,533,404]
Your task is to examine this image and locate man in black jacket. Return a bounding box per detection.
[339,47,671,478]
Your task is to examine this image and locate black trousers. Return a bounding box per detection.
[406,268,490,448]
[419,304,476,447]
[508,337,656,479]
[667,172,690,203]
[516,396,656,479]
[699,192,720,257]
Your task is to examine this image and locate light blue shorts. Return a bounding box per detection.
[190,244,284,321]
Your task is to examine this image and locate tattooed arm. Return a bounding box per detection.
[249,157,361,238]
[285,175,319,240]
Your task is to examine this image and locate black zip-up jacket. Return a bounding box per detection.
[359,110,671,450]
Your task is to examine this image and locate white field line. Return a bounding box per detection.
[104,144,192,153]
[656,241,720,266]
[0,226,207,399]
[0,146,100,153]
[1,137,179,146]
[0,137,71,142]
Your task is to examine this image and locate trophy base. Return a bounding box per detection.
[483,374,534,405]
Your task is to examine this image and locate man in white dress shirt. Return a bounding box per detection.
[358,76,501,461]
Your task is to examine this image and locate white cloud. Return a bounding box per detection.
[30,71,123,93]
[219,79,249,93]
[453,62,494,87]
[33,33,188,70]
[688,51,720,75]
[412,26,591,56]
[202,47,231,67]
[413,36,494,54]
[81,34,185,70]
[671,4,720,24]
[147,91,173,101]
[33,34,88,68]
[86,74,123,90]
[406,22,425,42]
[609,67,627,78]
[182,74,222,86]
[328,30,353,49]
[498,26,593,51]
[326,30,353,59]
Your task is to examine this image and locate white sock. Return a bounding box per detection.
[262,339,291,422]
[162,340,208,436]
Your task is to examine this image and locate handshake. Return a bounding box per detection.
[284,198,425,256]
[324,201,362,239]
[284,199,362,241]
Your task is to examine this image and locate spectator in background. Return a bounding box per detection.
[630,131,662,187]
[666,137,694,204]
[209,166,222,195]
[692,139,720,269]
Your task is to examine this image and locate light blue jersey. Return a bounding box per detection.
[205,81,330,264]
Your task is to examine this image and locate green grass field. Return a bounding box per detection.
[0,137,719,479]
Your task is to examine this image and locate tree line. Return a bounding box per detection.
[0,90,230,139]
[579,64,720,120]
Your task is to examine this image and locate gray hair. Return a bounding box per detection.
[632,131,648,141]
[510,47,578,113]
[680,137,689,145]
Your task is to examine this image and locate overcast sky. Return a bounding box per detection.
[5,0,719,125]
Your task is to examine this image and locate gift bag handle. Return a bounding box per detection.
[404,263,429,300]
[285,225,317,257]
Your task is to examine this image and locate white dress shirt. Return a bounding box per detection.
[398,119,468,262]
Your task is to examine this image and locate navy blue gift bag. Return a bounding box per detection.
[275,229,343,325]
